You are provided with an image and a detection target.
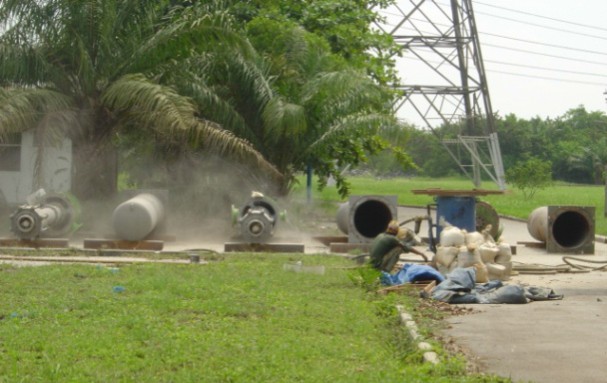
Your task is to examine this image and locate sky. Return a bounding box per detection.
[377,0,607,127]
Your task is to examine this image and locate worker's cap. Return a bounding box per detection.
[397,227,413,241]
[386,220,399,235]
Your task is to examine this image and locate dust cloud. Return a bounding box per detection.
[2,152,341,250]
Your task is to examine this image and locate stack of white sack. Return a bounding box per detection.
[432,223,513,282]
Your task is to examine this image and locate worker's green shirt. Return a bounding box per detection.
[369,233,412,270]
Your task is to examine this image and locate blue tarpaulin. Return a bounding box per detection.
[381,263,445,286]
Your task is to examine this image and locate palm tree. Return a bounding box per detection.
[157,17,407,196]
[241,21,411,195]
[0,0,281,200]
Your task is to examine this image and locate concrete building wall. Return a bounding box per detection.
[0,131,71,206]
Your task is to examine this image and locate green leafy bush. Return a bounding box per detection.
[506,157,553,199]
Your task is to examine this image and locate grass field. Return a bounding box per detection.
[0,256,509,382]
[294,176,607,235]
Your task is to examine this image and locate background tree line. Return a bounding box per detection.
[371,106,607,186]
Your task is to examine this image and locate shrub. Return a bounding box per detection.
[506,157,553,199]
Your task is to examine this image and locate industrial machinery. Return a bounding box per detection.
[10,189,77,240]
[232,192,283,243]
[336,195,397,243]
[399,213,434,255]
[527,206,595,254]
[112,192,166,241]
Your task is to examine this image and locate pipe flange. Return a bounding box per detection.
[239,208,275,243]
[10,208,43,240]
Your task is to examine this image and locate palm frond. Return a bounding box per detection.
[305,113,397,154]
[188,120,284,182]
[167,49,275,147]
[179,74,251,139]
[301,70,386,118]
[220,51,274,106]
[261,98,306,142]
[118,9,255,79]
[0,88,76,141]
[173,75,259,146]
[101,73,197,138]
[0,39,52,87]
[284,27,311,71]
[102,73,283,182]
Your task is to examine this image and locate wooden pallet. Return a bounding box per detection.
[224,242,304,253]
[83,239,164,251]
[0,238,69,248]
[377,280,437,295]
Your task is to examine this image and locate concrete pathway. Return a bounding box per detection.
[397,206,607,383]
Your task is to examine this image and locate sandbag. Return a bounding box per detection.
[496,242,512,262]
[486,263,507,281]
[434,246,459,268]
[440,226,466,247]
[478,243,499,264]
[456,244,481,268]
[465,231,485,247]
[473,263,489,283]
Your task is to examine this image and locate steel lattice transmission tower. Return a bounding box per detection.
[377,0,506,189]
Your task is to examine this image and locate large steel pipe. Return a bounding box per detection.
[112,193,165,241]
[527,206,549,242]
[527,206,595,254]
[336,195,397,243]
[10,190,75,239]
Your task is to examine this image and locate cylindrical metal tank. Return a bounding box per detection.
[527,206,549,242]
[112,193,165,241]
[527,206,595,254]
[436,196,476,238]
[336,195,397,243]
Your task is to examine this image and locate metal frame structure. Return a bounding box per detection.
[376,0,506,189]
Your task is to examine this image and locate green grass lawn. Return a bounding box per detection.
[294,176,607,235]
[0,255,508,382]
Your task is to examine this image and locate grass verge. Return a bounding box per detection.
[0,254,508,382]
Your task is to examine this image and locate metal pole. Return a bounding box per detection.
[306,164,312,204]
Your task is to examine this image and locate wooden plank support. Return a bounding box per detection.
[0,238,69,248]
[102,234,177,242]
[377,280,437,295]
[0,254,191,265]
[224,243,304,253]
[83,239,164,251]
[312,236,348,247]
[412,188,505,196]
[329,242,370,254]
[517,241,546,249]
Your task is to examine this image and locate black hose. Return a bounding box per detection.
[562,256,607,271]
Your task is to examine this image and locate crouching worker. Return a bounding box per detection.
[370,220,426,273]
